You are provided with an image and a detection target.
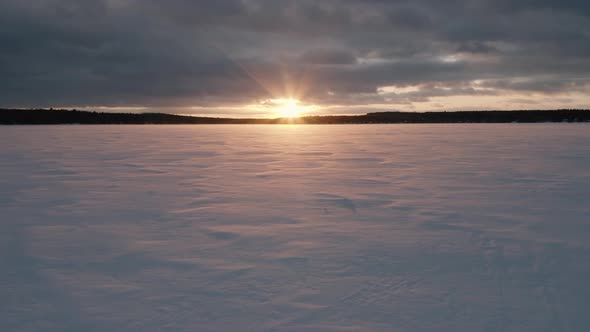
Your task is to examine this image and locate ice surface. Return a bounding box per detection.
[1,124,590,331]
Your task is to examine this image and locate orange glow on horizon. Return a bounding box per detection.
[272,98,304,118]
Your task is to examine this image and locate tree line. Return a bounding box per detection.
[1,108,590,125]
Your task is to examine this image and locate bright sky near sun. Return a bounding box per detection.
[271,99,305,118]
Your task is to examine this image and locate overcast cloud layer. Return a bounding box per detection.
[1,0,590,116]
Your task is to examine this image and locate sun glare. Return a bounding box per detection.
[273,98,304,118]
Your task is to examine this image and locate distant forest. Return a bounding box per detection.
[1,108,590,125]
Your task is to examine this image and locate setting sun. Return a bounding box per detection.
[273,98,304,118]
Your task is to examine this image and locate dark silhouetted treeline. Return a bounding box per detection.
[0,109,274,125]
[1,108,590,125]
[303,110,590,124]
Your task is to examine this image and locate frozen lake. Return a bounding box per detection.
[2,124,590,332]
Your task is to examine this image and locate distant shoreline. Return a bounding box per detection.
[1,108,590,125]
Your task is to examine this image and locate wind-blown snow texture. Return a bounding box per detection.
[2,124,590,332]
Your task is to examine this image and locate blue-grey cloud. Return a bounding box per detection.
[1,0,589,112]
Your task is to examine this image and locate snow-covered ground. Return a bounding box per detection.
[2,124,590,332]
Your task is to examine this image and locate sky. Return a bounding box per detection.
[1,0,590,117]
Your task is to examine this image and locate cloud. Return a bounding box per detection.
[298,49,357,65]
[1,0,589,115]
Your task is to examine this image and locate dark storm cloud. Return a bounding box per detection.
[1,0,589,112]
[298,49,357,65]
